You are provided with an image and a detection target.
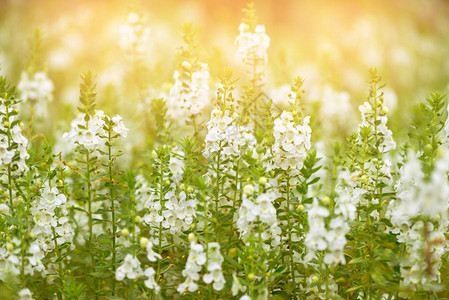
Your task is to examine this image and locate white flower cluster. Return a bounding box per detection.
[161,191,197,233]
[26,242,45,276]
[358,101,396,153]
[305,198,349,266]
[17,72,54,104]
[235,23,270,85]
[116,254,143,281]
[334,155,393,220]
[18,288,34,300]
[119,12,150,55]
[139,238,162,292]
[143,154,197,235]
[134,174,153,212]
[203,243,226,291]
[0,98,29,173]
[237,185,281,249]
[203,108,256,159]
[169,148,185,184]
[142,149,196,245]
[178,241,206,293]
[178,240,226,293]
[144,267,159,293]
[31,184,73,254]
[399,221,445,294]
[170,62,210,116]
[0,238,45,280]
[231,273,247,297]
[388,152,449,226]
[0,238,21,280]
[63,110,128,152]
[386,152,449,293]
[271,111,311,175]
[334,170,364,221]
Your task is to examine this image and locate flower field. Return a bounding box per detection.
[1,0,449,299]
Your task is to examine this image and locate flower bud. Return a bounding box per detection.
[134,216,141,223]
[6,243,13,252]
[247,273,255,281]
[140,237,149,248]
[121,228,130,237]
[360,175,369,184]
[182,61,191,71]
[424,144,433,155]
[312,275,319,283]
[187,187,194,193]
[259,177,267,186]
[322,196,331,205]
[228,247,237,258]
[297,204,304,212]
[188,233,197,242]
[243,184,254,196]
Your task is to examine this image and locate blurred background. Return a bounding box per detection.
[0,0,448,152]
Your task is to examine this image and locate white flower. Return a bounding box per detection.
[18,288,34,300]
[357,100,396,153]
[272,111,311,175]
[170,63,209,116]
[169,148,185,183]
[203,108,256,160]
[203,242,225,290]
[111,115,129,138]
[144,267,160,293]
[115,254,143,281]
[119,11,150,55]
[18,71,54,103]
[235,22,270,86]
[0,203,10,215]
[178,241,206,293]
[237,187,281,248]
[0,98,29,173]
[305,198,349,266]
[146,241,162,262]
[231,273,247,296]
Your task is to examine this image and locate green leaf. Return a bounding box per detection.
[90,272,111,279]
[348,257,365,265]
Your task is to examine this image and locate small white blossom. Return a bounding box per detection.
[144,267,160,293]
[116,254,143,281]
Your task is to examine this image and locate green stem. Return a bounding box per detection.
[52,226,65,282]
[215,144,221,243]
[155,157,164,296]
[286,175,296,296]
[108,128,117,295]
[86,150,97,294]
